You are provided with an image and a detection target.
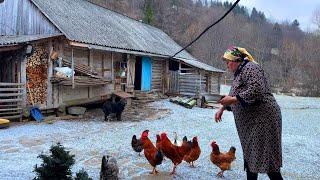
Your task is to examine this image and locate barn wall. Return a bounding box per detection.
[0,0,60,35]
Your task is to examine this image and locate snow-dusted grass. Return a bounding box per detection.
[0,85,320,180]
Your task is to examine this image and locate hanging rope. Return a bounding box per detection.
[171,0,241,58]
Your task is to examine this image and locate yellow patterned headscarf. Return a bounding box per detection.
[222,46,255,63]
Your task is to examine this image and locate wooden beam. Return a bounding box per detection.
[88,49,93,98]
[0,83,24,86]
[71,47,75,89]
[69,41,89,48]
[46,41,53,108]
[0,45,23,52]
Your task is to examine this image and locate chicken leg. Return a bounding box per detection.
[149,167,159,174]
[169,165,177,175]
[217,170,224,177]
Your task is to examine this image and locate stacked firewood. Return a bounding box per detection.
[26,44,48,105]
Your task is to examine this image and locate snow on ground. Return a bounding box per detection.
[0,85,320,180]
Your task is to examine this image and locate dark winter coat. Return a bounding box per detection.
[229,61,282,173]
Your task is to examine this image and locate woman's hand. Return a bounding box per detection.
[215,107,224,122]
[219,95,238,106]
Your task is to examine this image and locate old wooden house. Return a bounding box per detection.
[0,0,224,121]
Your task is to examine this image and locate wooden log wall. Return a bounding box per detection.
[209,73,221,94]
[152,59,164,92]
[26,43,48,105]
[179,73,207,96]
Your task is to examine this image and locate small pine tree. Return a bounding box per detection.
[143,0,154,24]
[33,142,75,180]
[74,169,93,180]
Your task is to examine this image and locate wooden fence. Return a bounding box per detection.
[0,82,24,121]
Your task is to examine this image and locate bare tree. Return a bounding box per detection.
[312,6,320,34]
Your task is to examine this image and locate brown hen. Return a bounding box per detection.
[183,136,201,167]
[210,141,236,177]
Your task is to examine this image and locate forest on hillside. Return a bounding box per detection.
[89,0,320,96]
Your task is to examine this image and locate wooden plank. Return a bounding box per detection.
[179,76,200,79]
[46,42,53,108]
[0,83,24,86]
[113,91,134,98]
[0,108,22,112]
[69,41,89,48]
[0,88,23,91]
[0,45,23,52]
[0,104,18,108]
[0,93,23,97]
[179,80,206,83]
[88,49,93,98]
[0,114,22,119]
[0,99,23,103]
[0,111,21,115]
[21,53,27,108]
[152,70,162,73]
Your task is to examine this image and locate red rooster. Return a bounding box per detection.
[160,132,191,175]
[141,130,163,174]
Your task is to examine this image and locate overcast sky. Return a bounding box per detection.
[219,0,320,31]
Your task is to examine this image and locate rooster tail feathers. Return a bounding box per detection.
[101,155,107,173]
[155,150,164,165]
[183,136,188,142]
[229,146,236,153]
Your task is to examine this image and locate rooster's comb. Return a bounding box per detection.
[160,132,167,138]
[141,130,149,137]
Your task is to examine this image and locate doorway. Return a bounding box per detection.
[134,56,152,91]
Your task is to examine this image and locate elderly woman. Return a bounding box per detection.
[215,46,283,180]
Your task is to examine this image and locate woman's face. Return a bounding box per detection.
[226,60,240,73]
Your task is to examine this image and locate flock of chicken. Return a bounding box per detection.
[131,130,236,177]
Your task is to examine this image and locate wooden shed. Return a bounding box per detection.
[0,0,224,121]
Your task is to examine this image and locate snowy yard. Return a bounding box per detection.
[1,85,320,180]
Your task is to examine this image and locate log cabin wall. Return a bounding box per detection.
[179,72,207,96]
[208,72,221,94]
[151,58,165,93]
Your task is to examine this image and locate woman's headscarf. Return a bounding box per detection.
[222,46,256,63]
